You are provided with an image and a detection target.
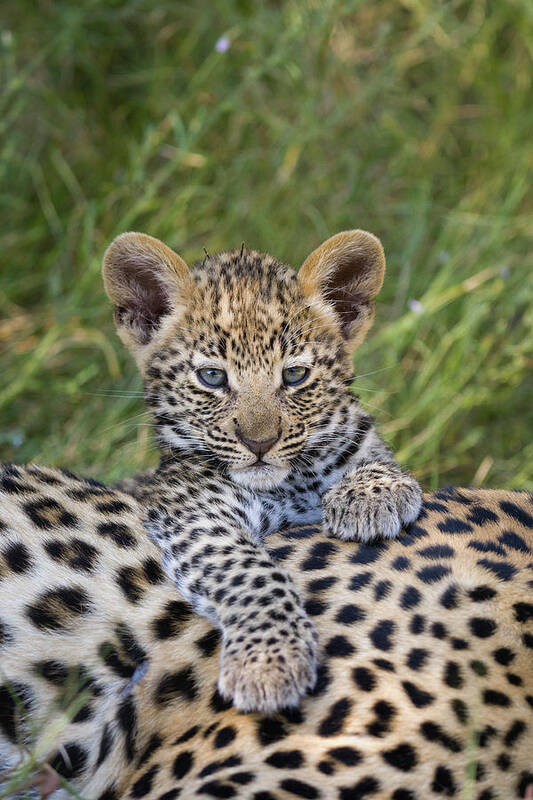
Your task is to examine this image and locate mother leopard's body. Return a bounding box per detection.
[0,464,532,799]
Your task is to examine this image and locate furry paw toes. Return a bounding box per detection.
[323,471,422,542]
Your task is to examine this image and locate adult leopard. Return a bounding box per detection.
[0,468,532,798]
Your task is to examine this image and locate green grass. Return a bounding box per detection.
[1,0,532,489]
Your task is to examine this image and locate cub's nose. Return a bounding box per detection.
[236,429,280,458]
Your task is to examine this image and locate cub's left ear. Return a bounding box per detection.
[298,230,385,348]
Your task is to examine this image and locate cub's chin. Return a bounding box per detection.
[230,463,289,491]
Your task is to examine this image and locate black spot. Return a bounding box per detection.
[143,557,165,584]
[469,540,506,555]
[231,773,253,785]
[213,726,236,749]
[50,742,88,779]
[173,750,194,779]
[3,542,32,573]
[348,571,373,592]
[325,635,355,657]
[499,500,533,528]
[117,696,137,762]
[197,780,236,797]
[131,765,160,797]
[24,497,79,530]
[155,667,198,705]
[268,545,295,561]
[504,720,526,746]
[451,637,468,650]
[153,600,193,639]
[382,743,417,771]
[407,649,429,671]
[468,586,497,602]
[196,629,221,657]
[451,698,468,724]
[265,750,304,768]
[400,586,421,610]
[402,681,435,708]
[279,778,318,798]
[174,725,199,745]
[477,559,517,581]
[437,517,473,534]
[497,753,511,771]
[97,788,118,800]
[116,567,145,604]
[431,765,456,795]
[33,659,69,684]
[369,620,395,651]
[353,667,376,692]
[483,689,510,707]
[307,576,338,592]
[365,699,395,737]
[420,721,462,753]
[0,618,13,647]
[439,584,459,610]
[416,565,451,583]
[336,604,366,624]
[409,614,425,634]
[469,618,497,638]
[417,544,455,559]
[318,697,352,737]
[96,499,131,514]
[372,658,395,672]
[327,746,362,766]
[498,530,530,553]
[137,733,163,767]
[97,521,136,548]
[514,602,533,623]
[517,771,533,798]
[470,660,487,676]
[444,662,463,689]
[350,545,383,565]
[158,792,180,800]
[431,622,447,639]
[301,541,338,571]
[392,792,416,800]
[466,506,498,525]
[98,641,134,678]
[391,556,410,571]
[257,716,288,746]
[373,580,392,601]
[210,689,233,713]
[305,598,328,616]
[308,662,331,697]
[96,723,114,767]
[26,586,92,630]
[198,754,241,778]
[0,682,33,741]
[339,777,380,799]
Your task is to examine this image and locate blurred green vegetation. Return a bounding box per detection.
[0,0,532,488]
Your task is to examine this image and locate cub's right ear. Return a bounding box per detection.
[102,232,192,354]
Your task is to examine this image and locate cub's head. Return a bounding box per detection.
[103,230,385,490]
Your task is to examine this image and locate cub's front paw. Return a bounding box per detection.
[322,466,422,542]
[218,611,319,714]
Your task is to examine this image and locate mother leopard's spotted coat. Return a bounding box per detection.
[0,466,532,799]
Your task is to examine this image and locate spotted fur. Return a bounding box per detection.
[102,230,422,712]
[0,469,532,799]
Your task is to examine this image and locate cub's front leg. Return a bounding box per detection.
[146,472,318,714]
[322,459,422,542]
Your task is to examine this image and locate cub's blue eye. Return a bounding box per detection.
[282,366,310,386]
[197,368,227,388]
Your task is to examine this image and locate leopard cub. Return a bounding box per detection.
[103,228,422,712]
